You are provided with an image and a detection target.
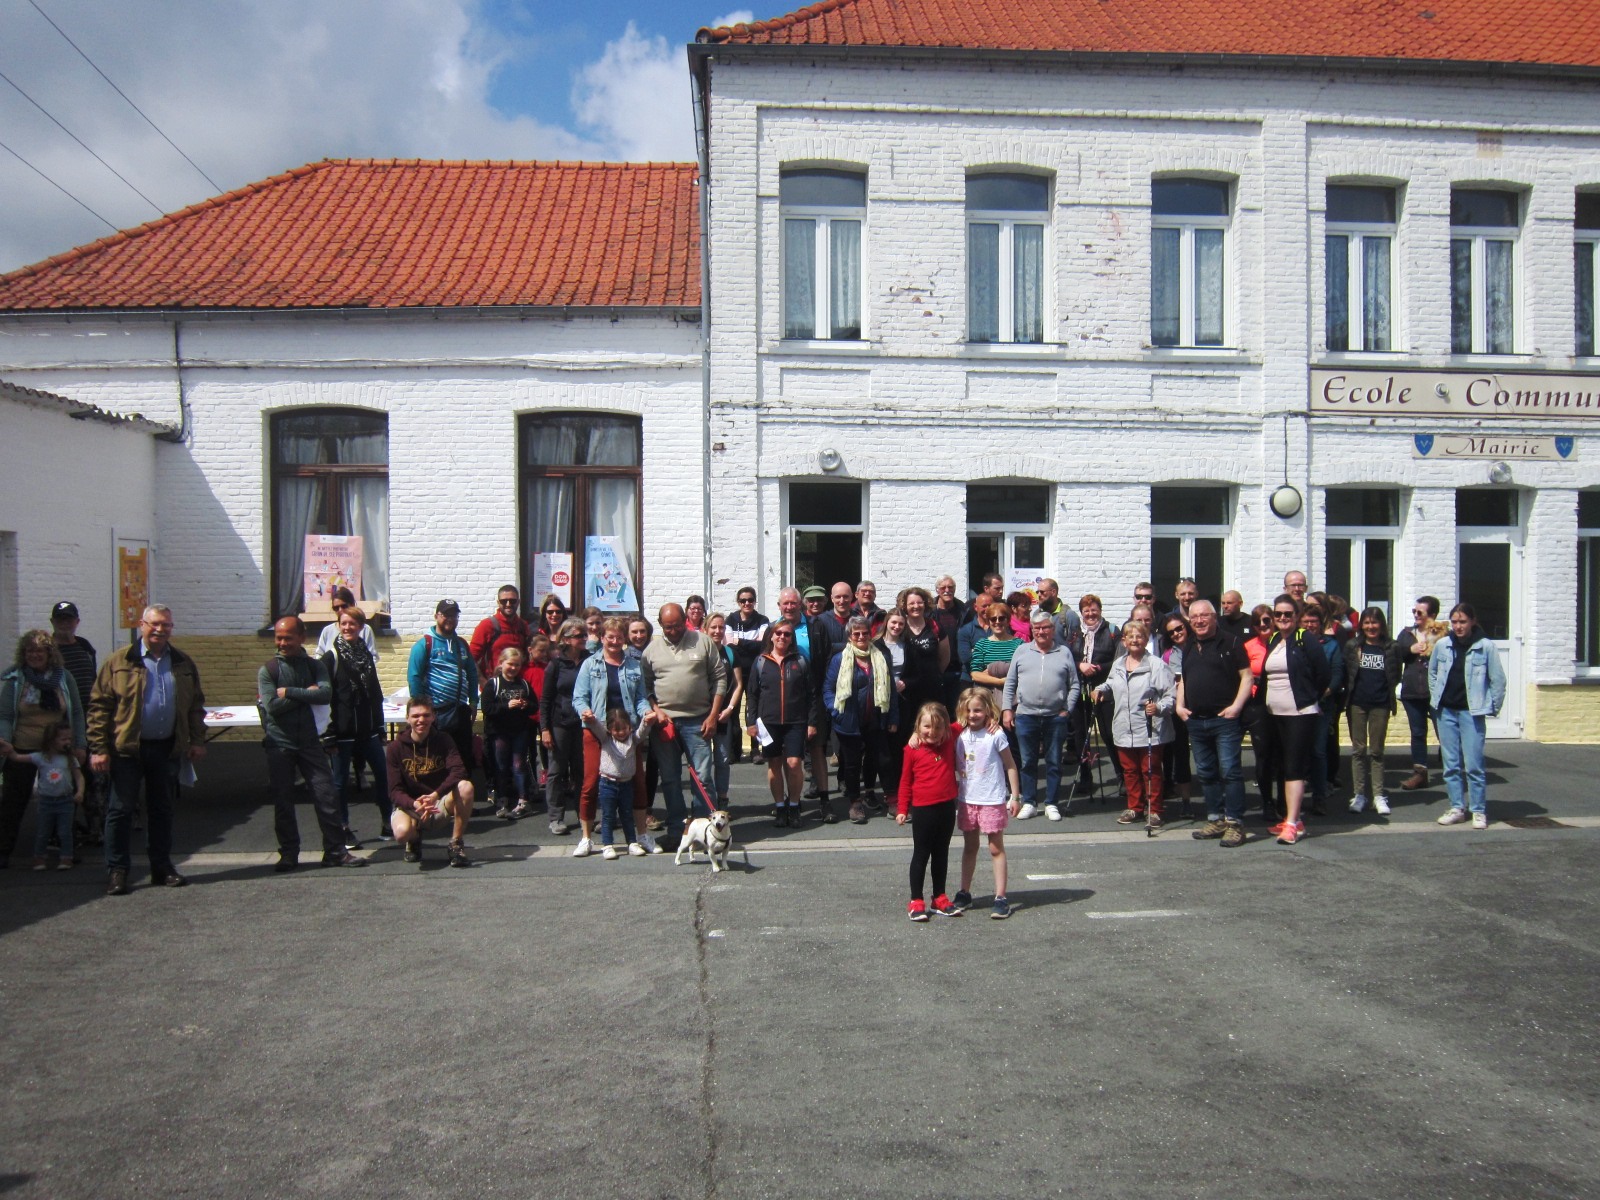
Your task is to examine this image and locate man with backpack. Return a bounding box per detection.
[469,585,530,681]
[407,599,479,782]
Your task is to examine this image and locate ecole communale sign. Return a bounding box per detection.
[1311,369,1600,418]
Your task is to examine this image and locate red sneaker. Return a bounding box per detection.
[931,893,963,918]
[1277,823,1299,845]
[907,898,929,922]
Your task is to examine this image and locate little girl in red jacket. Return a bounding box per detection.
[896,701,962,921]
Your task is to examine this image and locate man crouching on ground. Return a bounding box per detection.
[386,696,474,867]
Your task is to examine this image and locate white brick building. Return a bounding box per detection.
[690,0,1600,739]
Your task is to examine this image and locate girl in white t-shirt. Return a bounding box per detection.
[954,687,1021,919]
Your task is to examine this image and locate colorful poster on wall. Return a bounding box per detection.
[533,552,574,608]
[1005,570,1049,608]
[117,543,149,629]
[303,534,363,609]
[583,536,638,612]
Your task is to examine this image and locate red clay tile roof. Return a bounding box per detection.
[697,0,1600,69]
[0,159,700,312]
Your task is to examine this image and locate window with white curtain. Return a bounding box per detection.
[270,409,388,620]
[1450,188,1520,355]
[1577,192,1600,357]
[967,173,1048,344]
[1151,179,1231,348]
[780,169,864,340]
[1325,185,1397,352]
[520,414,642,607]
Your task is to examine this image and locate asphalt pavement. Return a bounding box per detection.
[2,740,1598,1198]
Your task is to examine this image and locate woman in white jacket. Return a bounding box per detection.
[1098,622,1177,828]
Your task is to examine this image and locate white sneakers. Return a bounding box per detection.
[1015,803,1038,820]
[1349,794,1369,813]
[628,842,648,856]
[601,844,618,860]
[1373,794,1392,815]
[1472,812,1489,829]
[1437,808,1469,825]
[1045,804,1062,821]
[572,837,593,857]
[638,833,662,854]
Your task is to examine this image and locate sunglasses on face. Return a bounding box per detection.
[1274,611,1296,620]
[771,631,793,639]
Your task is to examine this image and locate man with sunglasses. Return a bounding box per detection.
[724,587,770,762]
[469,585,530,682]
[1175,600,1252,847]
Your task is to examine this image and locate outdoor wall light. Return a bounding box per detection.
[818,447,843,472]
[1269,484,1303,519]
[1487,460,1513,485]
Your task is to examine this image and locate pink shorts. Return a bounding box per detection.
[958,801,1009,834]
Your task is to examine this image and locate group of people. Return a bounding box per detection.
[0,567,1505,905]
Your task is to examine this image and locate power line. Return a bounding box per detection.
[25,0,222,193]
[0,65,163,214]
[0,135,119,233]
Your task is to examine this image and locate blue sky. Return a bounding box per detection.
[0,0,764,271]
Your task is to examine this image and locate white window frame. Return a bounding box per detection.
[1577,230,1599,358]
[784,480,866,587]
[1150,487,1231,598]
[966,483,1051,592]
[1151,187,1231,349]
[1450,191,1520,356]
[1324,489,1403,622]
[1578,494,1600,673]
[1326,220,1396,353]
[780,183,865,342]
[966,190,1048,344]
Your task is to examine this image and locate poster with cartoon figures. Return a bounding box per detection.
[303,535,363,609]
[584,536,638,612]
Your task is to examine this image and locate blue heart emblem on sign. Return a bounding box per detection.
[1556,436,1573,458]
[1414,434,1434,456]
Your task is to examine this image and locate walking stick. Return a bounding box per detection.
[1142,685,1159,838]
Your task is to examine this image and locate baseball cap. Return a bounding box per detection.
[802,586,827,601]
[52,601,79,621]
[435,599,461,616]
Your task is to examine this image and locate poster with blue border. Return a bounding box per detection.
[584,536,638,612]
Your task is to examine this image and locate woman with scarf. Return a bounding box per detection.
[324,606,391,846]
[0,629,87,866]
[824,616,899,825]
[1428,603,1506,830]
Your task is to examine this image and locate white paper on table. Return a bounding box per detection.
[754,718,775,748]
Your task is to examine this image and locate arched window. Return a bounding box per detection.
[521,414,642,609]
[270,409,388,620]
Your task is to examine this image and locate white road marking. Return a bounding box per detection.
[1087,909,1189,920]
[1026,872,1087,881]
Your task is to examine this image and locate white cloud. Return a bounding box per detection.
[569,22,697,163]
[711,10,756,28]
[0,0,611,272]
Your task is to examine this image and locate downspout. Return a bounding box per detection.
[158,319,191,444]
[692,49,714,602]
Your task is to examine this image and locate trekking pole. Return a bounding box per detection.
[1142,685,1159,838]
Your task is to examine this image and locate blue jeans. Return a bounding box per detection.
[653,717,715,838]
[1402,698,1433,766]
[488,729,532,807]
[332,734,391,829]
[1187,715,1246,822]
[105,737,179,875]
[34,796,76,860]
[1013,712,1070,807]
[598,776,637,846]
[1435,707,1487,814]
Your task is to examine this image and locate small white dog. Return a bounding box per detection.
[675,811,733,872]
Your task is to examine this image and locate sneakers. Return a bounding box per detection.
[1147,813,1164,830]
[494,805,515,820]
[1349,794,1369,814]
[602,844,619,860]
[991,896,1013,920]
[1045,804,1063,821]
[1220,820,1247,848]
[773,807,790,828]
[1438,808,1469,825]
[549,820,570,836]
[908,898,929,922]
[628,842,648,857]
[1471,812,1489,829]
[952,890,973,912]
[819,803,838,824]
[32,857,47,871]
[931,893,962,918]
[848,801,868,824]
[1192,819,1228,840]
[572,837,593,857]
[403,840,422,864]
[1373,794,1392,815]
[447,840,470,868]
[1015,802,1037,820]
[639,833,662,854]
[321,851,368,868]
[1276,822,1299,845]
[1117,809,1143,825]
[341,827,363,850]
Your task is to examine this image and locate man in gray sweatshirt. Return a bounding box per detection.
[1001,614,1082,821]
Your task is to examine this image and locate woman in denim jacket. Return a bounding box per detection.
[572,617,655,854]
[1427,603,1507,829]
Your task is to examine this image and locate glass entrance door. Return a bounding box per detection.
[1457,529,1522,738]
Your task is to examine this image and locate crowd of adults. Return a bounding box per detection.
[0,566,1506,894]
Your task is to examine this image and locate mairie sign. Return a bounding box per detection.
[1312,369,1600,418]
[1412,434,1574,461]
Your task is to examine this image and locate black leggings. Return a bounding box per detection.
[908,799,957,900]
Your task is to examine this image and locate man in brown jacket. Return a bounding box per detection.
[385,696,475,868]
[87,604,207,896]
